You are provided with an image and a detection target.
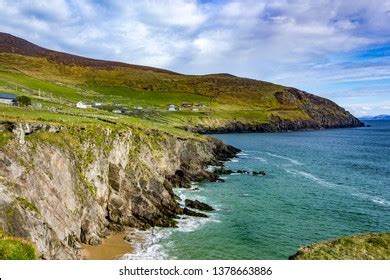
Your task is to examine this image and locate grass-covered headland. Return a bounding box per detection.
[289,233,390,260]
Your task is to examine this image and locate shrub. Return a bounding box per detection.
[16,95,32,107]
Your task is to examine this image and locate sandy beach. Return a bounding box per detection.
[81,233,132,260]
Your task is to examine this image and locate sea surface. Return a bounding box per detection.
[124,121,390,260]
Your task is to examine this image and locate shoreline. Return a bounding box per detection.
[80,233,132,260]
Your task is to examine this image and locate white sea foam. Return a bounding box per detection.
[124,187,219,259]
[122,228,171,260]
[352,192,390,207]
[205,165,217,172]
[265,152,302,165]
[230,159,239,162]
[253,157,268,163]
[285,169,338,188]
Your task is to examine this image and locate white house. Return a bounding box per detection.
[0,93,16,105]
[167,104,177,112]
[112,109,122,114]
[76,101,92,109]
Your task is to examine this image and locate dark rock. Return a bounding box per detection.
[213,167,233,175]
[175,169,185,178]
[183,208,208,218]
[185,199,214,211]
[253,171,266,176]
[236,170,250,174]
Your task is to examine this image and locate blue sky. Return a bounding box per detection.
[0,0,389,116]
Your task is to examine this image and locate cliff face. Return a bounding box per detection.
[0,122,238,259]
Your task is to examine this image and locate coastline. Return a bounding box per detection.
[80,233,132,260]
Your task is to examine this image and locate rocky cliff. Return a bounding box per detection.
[185,88,364,133]
[0,122,238,259]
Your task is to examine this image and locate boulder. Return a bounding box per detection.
[236,170,250,174]
[253,171,266,176]
[183,208,208,218]
[185,199,214,211]
[213,167,233,175]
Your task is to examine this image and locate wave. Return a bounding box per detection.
[253,156,268,163]
[124,188,219,259]
[121,228,171,260]
[265,152,302,165]
[285,169,339,188]
[285,169,390,207]
[352,192,390,207]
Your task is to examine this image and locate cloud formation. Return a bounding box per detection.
[0,0,389,116]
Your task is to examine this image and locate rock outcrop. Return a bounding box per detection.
[185,199,214,212]
[0,122,238,259]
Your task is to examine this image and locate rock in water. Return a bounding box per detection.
[183,208,208,218]
[253,171,266,176]
[185,199,214,211]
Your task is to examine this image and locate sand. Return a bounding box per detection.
[81,233,133,260]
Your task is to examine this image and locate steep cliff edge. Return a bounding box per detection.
[185,88,364,133]
[0,122,238,259]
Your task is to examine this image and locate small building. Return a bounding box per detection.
[76,101,92,109]
[0,93,16,105]
[167,104,177,112]
[112,109,122,114]
[93,102,102,107]
[181,102,193,108]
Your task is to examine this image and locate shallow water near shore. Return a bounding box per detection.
[125,121,390,260]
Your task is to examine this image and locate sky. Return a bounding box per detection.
[1,0,390,116]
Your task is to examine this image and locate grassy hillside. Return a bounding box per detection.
[289,233,390,260]
[0,33,363,132]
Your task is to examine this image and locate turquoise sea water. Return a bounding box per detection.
[126,121,390,260]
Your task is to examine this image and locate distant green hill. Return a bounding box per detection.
[0,32,363,132]
[360,115,390,121]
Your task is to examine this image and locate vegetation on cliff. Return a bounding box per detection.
[289,233,390,260]
[0,229,36,260]
[0,120,238,259]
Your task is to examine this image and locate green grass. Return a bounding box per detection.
[0,52,313,132]
[0,131,13,147]
[91,86,212,107]
[0,230,37,260]
[15,197,40,214]
[290,233,390,260]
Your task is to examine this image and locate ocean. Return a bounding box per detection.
[124,121,390,260]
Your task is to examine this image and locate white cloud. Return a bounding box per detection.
[0,0,390,114]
